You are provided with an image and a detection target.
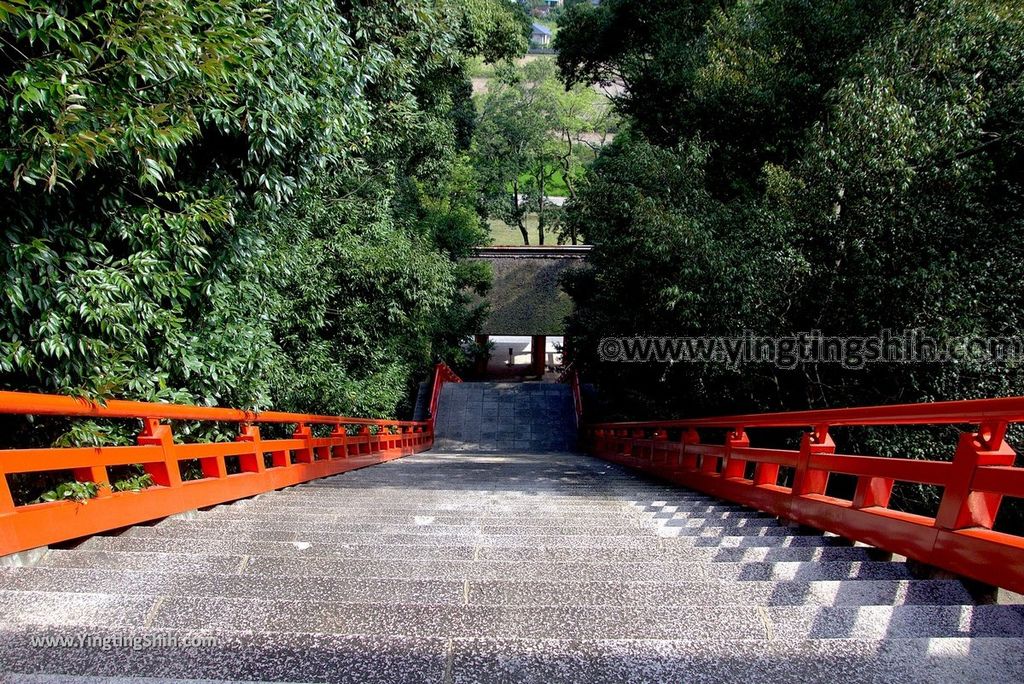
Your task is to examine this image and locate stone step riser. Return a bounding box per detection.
[2,592,1021,641]
[2,630,1020,684]
[0,570,974,607]
[75,537,875,563]
[118,528,816,547]
[110,525,853,549]
[35,552,916,582]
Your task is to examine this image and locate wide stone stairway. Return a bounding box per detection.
[432,381,577,453]
[1,444,1023,682]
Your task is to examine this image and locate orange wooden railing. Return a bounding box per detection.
[0,363,461,556]
[429,361,462,420]
[582,397,1024,593]
[559,364,584,428]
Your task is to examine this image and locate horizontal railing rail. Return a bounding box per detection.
[0,365,462,556]
[582,396,1024,593]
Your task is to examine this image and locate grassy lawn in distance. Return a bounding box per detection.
[513,164,570,197]
[489,214,565,246]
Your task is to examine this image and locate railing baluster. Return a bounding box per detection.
[722,429,749,480]
[73,464,111,498]
[793,425,834,496]
[935,423,1016,531]
[682,428,699,471]
[138,418,182,488]
[293,423,314,463]
[852,475,893,509]
[237,425,265,474]
[331,425,348,459]
[0,470,15,514]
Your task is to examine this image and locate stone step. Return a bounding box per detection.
[119,528,668,548]
[218,500,761,518]
[2,592,1020,640]
[200,508,621,524]
[188,511,650,528]
[0,568,972,607]
[204,500,773,519]
[153,516,784,537]
[75,535,877,563]
[0,627,446,683]
[114,524,854,549]
[34,551,917,582]
[226,500,638,515]
[118,526,818,548]
[152,519,649,537]
[445,635,1024,684]
[2,628,1020,684]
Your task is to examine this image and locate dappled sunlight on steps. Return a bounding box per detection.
[0,450,1022,682]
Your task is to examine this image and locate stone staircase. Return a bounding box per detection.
[432,381,577,452]
[1,448,1023,682]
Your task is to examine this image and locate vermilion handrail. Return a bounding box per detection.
[428,361,462,424]
[0,391,426,426]
[588,395,1024,429]
[0,384,451,557]
[559,364,584,427]
[582,396,1024,594]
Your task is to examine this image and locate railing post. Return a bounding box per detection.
[138,418,182,488]
[237,424,265,474]
[293,423,315,463]
[681,428,700,471]
[721,428,749,480]
[935,422,1016,530]
[792,424,834,495]
[651,428,668,464]
[331,425,349,459]
[0,470,15,513]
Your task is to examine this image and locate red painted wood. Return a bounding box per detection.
[0,369,462,556]
[583,395,1024,593]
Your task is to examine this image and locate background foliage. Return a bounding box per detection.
[472,57,615,245]
[556,0,1024,520]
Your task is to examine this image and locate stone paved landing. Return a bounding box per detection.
[1,450,1022,683]
[432,382,576,452]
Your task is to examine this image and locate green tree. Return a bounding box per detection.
[0,0,520,428]
[559,0,1024,426]
[473,57,614,245]
[473,63,548,245]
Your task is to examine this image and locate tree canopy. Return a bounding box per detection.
[557,0,1024,420]
[0,0,523,421]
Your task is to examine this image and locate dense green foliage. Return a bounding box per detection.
[558,0,1024,421]
[1,0,522,423]
[557,0,1024,522]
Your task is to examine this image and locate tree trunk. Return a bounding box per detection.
[513,180,529,245]
[562,131,578,245]
[537,172,545,246]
